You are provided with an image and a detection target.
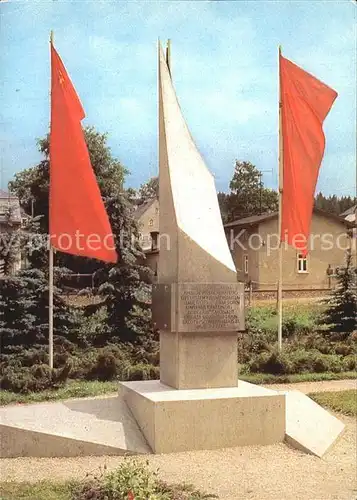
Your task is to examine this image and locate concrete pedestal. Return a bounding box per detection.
[120,379,286,454]
[160,331,238,389]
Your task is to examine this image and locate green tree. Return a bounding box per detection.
[0,203,22,275]
[323,250,357,338]
[137,176,159,205]
[217,192,229,224]
[314,192,356,215]
[220,161,278,223]
[0,268,78,353]
[94,194,154,345]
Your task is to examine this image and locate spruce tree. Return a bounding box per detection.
[0,268,78,354]
[324,250,357,338]
[95,194,154,346]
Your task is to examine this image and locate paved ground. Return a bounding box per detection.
[1,379,356,500]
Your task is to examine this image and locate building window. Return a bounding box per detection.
[151,231,159,251]
[244,255,249,274]
[297,253,308,273]
[149,218,154,227]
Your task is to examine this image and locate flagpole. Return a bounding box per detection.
[49,30,54,369]
[166,39,171,76]
[277,45,283,351]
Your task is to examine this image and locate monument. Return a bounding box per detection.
[153,39,244,390]
[0,40,345,460]
[119,42,286,453]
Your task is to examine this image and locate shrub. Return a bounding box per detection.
[288,349,315,373]
[282,313,315,337]
[310,352,343,373]
[248,349,294,375]
[18,348,49,367]
[342,355,357,371]
[71,458,217,500]
[238,329,275,364]
[0,342,159,393]
[247,347,345,375]
[72,460,158,500]
[125,363,159,381]
[66,345,159,383]
[293,333,328,354]
[89,351,119,381]
[334,342,355,356]
[68,345,129,381]
[0,362,70,393]
[246,305,317,344]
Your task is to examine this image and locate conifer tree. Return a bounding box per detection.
[0,268,78,353]
[324,250,357,337]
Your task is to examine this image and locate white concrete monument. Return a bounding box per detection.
[0,41,345,459]
[120,42,286,453]
[153,41,244,390]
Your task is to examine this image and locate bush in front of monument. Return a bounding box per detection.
[70,458,217,500]
[246,346,350,375]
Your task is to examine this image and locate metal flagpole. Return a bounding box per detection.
[49,246,54,369]
[49,30,54,369]
[166,39,171,76]
[277,45,283,351]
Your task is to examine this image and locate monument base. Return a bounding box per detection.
[160,331,238,389]
[120,379,286,454]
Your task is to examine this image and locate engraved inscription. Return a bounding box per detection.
[178,283,243,332]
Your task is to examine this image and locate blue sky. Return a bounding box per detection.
[0,0,356,196]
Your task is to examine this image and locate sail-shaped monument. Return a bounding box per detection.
[120,41,287,453]
[0,40,344,460]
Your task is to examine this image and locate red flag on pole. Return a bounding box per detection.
[49,43,118,263]
[280,54,337,255]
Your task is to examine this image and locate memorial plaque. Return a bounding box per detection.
[177,283,244,333]
[152,282,244,333]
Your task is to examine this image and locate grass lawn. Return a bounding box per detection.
[0,372,356,406]
[0,380,118,406]
[309,389,357,416]
[250,298,327,313]
[242,371,357,385]
[0,481,71,500]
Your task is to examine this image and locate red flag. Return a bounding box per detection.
[49,43,117,263]
[280,54,337,254]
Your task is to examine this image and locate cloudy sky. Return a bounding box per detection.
[0,0,356,196]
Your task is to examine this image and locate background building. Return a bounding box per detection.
[135,198,355,290]
[134,197,159,278]
[224,208,354,290]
